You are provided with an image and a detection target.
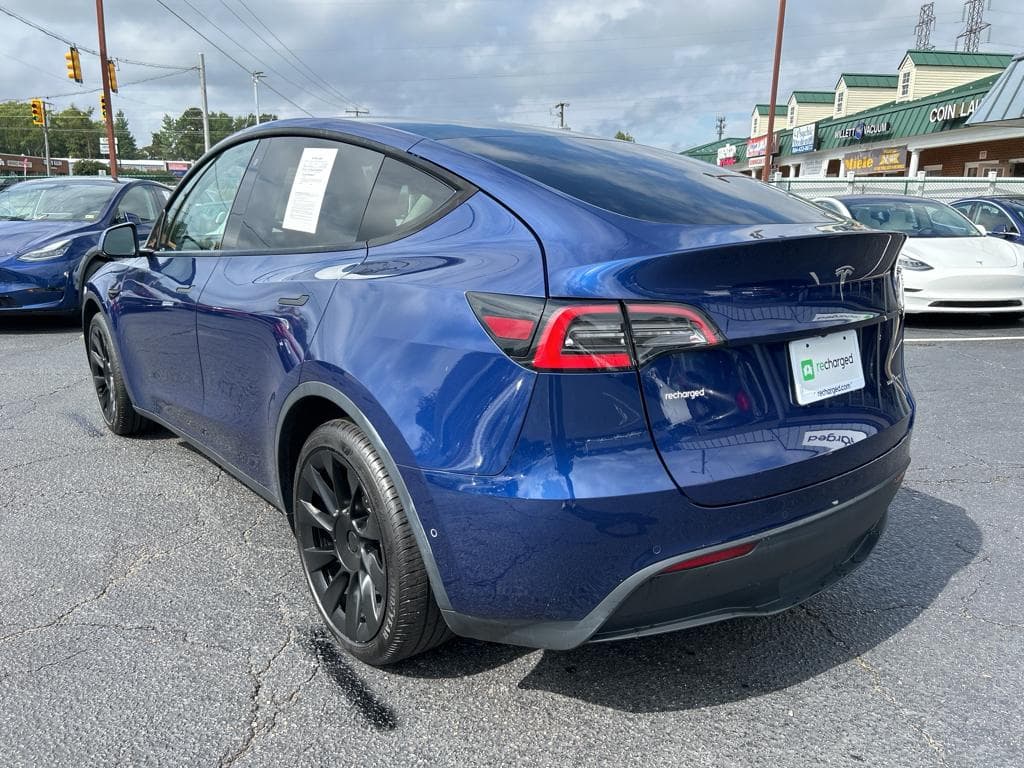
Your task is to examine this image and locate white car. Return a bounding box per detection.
[815,194,1024,318]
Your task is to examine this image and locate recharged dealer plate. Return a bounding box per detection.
[788,330,866,406]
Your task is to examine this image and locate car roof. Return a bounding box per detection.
[829,194,945,205]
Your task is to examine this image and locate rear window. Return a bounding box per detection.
[442,134,827,225]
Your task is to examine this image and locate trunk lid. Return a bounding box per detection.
[554,226,911,506]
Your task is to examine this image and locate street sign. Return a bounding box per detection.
[99,137,120,156]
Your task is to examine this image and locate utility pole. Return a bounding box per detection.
[198,52,211,153]
[554,101,570,130]
[956,0,990,53]
[95,0,118,180]
[43,101,51,176]
[761,0,786,183]
[344,109,369,117]
[915,3,936,50]
[252,71,265,125]
[715,113,726,141]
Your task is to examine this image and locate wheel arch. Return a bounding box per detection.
[275,381,453,613]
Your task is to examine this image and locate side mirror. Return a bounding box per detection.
[975,224,987,237]
[100,222,138,258]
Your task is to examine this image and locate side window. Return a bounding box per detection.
[150,186,171,211]
[161,141,256,252]
[115,186,158,223]
[975,202,1016,233]
[358,158,456,242]
[234,137,383,251]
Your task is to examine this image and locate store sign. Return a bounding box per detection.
[748,155,766,169]
[792,122,816,153]
[833,121,892,140]
[716,143,737,166]
[843,144,908,174]
[747,134,768,158]
[166,161,191,177]
[929,97,981,124]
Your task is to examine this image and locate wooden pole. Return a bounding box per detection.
[765,0,786,183]
[96,0,118,181]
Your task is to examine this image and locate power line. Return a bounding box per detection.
[0,4,193,71]
[236,0,363,111]
[152,0,312,117]
[217,0,351,112]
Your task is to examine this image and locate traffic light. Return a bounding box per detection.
[100,94,108,120]
[107,59,118,93]
[30,99,45,126]
[65,47,83,83]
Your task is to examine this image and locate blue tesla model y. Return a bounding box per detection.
[0,176,170,313]
[83,120,913,665]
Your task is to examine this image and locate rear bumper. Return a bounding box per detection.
[591,474,893,642]
[438,456,905,650]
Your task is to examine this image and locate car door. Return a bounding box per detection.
[194,136,384,488]
[113,141,257,436]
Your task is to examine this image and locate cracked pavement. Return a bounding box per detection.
[0,314,1022,767]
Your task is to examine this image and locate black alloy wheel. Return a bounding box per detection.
[88,322,116,424]
[293,420,451,665]
[86,313,148,436]
[296,446,388,644]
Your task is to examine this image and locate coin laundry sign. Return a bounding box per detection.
[833,121,892,140]
[929,97,980,123]
[716,143,737,166]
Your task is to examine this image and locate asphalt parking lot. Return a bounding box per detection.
[1,314,1022,768]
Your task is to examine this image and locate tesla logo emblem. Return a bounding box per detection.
[835,265,855,283]
[835,265,855,300]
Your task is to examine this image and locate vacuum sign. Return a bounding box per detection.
[833,121,892,140]
[716,144,737,166]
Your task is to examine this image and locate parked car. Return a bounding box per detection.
[0,176,23,193]
[950,195,1024,245]
[84,120,913,666]
[0,176,170,314]
[815,194,1024,317]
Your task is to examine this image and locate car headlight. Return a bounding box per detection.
[897,255,932,271]
[17,238,74,262]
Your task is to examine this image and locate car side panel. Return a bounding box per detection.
[301,191,545,477]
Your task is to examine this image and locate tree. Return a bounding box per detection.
[143,107,279,160]
[614,130,635,142]
[0,100,44,156]
[113,110,139,159]
[48,105,103,158]
[72,159,105,175]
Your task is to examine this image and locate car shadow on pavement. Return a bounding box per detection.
[0,315,79,334]
[904,312,1023,330]
[395,488,980,713]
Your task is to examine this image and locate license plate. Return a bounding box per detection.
[788,330,865,405]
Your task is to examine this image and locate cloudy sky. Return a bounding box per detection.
[1,0,1021,153]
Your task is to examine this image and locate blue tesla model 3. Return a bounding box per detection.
[0,176,170,313]
[82,120,913,665]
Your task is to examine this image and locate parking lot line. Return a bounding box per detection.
[905,335,1024,343]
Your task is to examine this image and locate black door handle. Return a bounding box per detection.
[175,285,193,293]
[278,294,309,306]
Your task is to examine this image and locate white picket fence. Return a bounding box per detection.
[770,176,1024,203]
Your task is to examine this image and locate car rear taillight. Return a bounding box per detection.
[468,292,722,372]
[625,303,720,365]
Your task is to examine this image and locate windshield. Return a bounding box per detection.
[1000,199,1024,221]
[844,199,979,238]
[0,182,116,221]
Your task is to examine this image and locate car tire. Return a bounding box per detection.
[87,313,149,436]
[293,419,451,666]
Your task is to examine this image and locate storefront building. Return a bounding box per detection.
[683,50,1023,179]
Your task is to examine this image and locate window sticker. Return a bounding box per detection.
[282,147,338,234]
